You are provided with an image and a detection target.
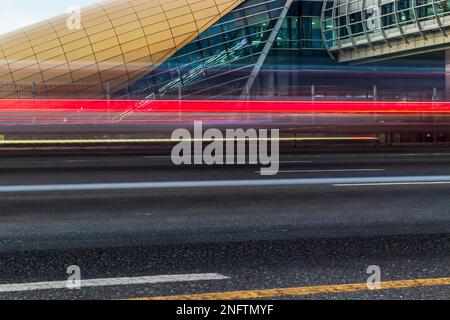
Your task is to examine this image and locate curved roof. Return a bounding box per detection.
[0,0,245,97]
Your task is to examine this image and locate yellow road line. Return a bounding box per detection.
[0,136,378,145]
[132,277,450,300]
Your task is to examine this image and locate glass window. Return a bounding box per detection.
[349,12,363,35]
[381,3,396,28]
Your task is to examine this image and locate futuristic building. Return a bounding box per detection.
[322,0,450,62]
[0,0,450,100]
[0,0,247,98]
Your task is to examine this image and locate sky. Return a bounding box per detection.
[0,0,101,35]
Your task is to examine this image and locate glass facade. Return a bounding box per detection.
[274,16,323,49]
[126,0,290,99]
[274,1,324,49]
[125,0,330,99]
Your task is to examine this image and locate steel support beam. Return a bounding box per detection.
[432,0,447,37]
[394,0,409,44]
[240,0,294,99]
[320,0,337,59]
[361,0,375,50]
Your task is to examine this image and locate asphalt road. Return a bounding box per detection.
[1,150,450,299]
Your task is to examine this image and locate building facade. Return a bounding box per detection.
[0,0,448,100]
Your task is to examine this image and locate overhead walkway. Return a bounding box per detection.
[320,0,450,63]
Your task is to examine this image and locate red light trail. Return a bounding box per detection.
[0,99,449,114]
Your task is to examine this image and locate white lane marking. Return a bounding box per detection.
[269,169,386,173]
[2,176,450,192]
[335,181,450,187]
[0,273,229,293]
[301,153,450,158]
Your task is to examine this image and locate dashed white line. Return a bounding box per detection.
[274,169,386,173]
[0,273,229,293]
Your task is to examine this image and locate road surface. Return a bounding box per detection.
[0,150,450,299]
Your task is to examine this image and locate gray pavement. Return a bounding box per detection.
[0,150,450,299]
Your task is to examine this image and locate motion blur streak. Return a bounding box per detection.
[1,99,450,114]
[0,136,378,144]
[2,175,450,192]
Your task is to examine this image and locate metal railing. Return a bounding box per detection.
[0,81,443,102]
